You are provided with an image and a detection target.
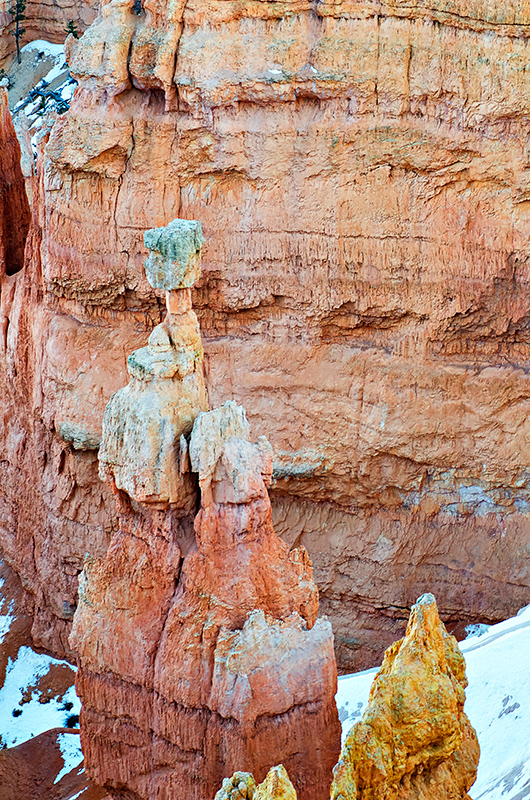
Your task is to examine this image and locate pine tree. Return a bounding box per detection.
[9,0,26,65]
[65,20,79,38]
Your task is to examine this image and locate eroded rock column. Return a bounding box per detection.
[71,220,341,800]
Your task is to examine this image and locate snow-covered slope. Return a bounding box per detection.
[9,39,76,119]
[336,605,530,800]
[0,559,81,750]
[0,646,81,748]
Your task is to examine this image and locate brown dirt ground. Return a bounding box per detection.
[0,727,107,800]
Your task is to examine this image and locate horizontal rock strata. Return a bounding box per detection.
[1,0,530,668]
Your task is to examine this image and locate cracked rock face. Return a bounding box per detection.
[2,0,530,669]
[331,593,480,800]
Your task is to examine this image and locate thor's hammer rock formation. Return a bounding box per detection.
[98,217,207,509]
[331,593,480,800]
[71,219,341,800]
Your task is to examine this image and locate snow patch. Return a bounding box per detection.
[465,622,490,639]
[21,40,66,58]
[66,790,86,800]
[0,647,80,748]
[54,732,83,784]
[13,39,77,147]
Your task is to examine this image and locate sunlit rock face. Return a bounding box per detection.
[215,766,297,800]
[217,593,479,800]
[71,223,340,800]
[2,0,530,668]
[331,593,480,800]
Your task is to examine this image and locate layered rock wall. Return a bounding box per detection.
[2,0,530,669]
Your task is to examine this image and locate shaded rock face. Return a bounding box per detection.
[331,593,480,800]
[0,86,30,278]
[71,227,340,800]
[2,0,530,669]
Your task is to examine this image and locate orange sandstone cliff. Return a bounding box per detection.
[70,220,341,800]
[1,0,530,670]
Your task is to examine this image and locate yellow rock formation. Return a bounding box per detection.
[215,766,297,800]
[254,766,297,800]
[331,593,480,800]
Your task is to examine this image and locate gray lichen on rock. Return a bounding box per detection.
[57,421,102,450]
[144,218,205,291]
[98,218,208,507]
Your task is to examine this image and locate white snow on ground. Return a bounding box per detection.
[66,791,86,800]
[463,605,530,799]
[336,605,530,800]
[54,732,84,784]
[0,575,15,644]
[336,665,377,744]
[0,646,80,748]
[22,40,65,58]
[12,39,77,147]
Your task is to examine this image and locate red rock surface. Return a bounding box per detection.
[0,728,106,800]
[2,0,530,672]
[73,489,340,799]
[0,127,118,658]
